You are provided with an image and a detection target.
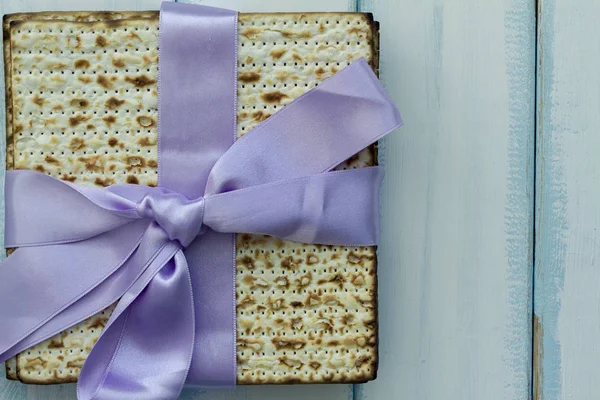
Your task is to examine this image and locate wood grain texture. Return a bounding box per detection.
[0,0,541,399]
[0,2,352,400]
[534,0,600,399]
[356,0,535,399]
[5,384,355,400]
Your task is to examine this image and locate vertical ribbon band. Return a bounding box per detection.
[159,2,238,387]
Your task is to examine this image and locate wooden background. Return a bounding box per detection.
[1,0,594,399]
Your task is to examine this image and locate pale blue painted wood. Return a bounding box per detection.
[0,378,26,400]
[5,383,355,400]
[356,0,535,399]
[0,0,541,399]
[534,0,600,399]
[534,1,563,398]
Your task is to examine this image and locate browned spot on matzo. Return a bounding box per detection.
[136,115,154,127]
[260,91,288,104]
[74,59,90,69]
[111,57,125,68]
[103,115,116,127]
[238,71,261,83]
[31,94,44,106]
[105,97,125,109]
[68,114,89,127]
[96,74,113,89]
[70,98,89,108]
[124,74,155,88]
[269,48,286,59]
[95,35,108,47]
[69,138,85,151]
[94,177,114,187]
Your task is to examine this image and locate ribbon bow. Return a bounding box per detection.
[0,3,401,399]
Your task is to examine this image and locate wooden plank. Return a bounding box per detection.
[534,0,600,399]
[8,384,355,400]
[0,368,25,400]
[356,0,535,399]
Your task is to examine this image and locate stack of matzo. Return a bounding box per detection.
[3,10,380,385]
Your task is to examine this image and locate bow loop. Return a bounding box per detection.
[135,188,206,248]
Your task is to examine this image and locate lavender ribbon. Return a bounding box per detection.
[0,2,402,399]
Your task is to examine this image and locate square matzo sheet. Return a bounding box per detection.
[3,10,380,385]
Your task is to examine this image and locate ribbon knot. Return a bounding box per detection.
[135,188,205,248]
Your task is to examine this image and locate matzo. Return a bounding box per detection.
[3,10,379,385]
[5,356,16,380]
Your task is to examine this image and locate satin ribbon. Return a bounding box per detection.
[0,2,402,399]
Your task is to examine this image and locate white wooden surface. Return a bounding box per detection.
[534,0,600,399]
[356,0,536,399]
[0,0,542,399]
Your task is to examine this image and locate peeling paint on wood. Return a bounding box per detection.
[535,0,600,399]
[534,313,544,400]
[534,0,566,398]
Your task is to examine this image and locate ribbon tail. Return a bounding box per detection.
[204,167,384,245]
[78,249,195,400]
[0,223,177,363]
[5,170,141,247]
[184,231,236,388]
[0,220,151,360]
